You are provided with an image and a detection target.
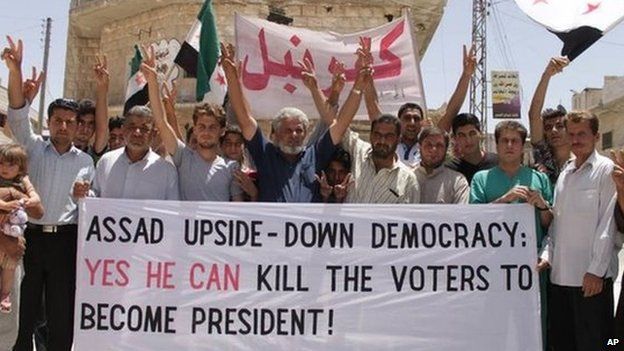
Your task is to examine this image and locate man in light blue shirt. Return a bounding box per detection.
[4,36,94,351]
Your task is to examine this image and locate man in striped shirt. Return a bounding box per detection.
[341,114,420,204]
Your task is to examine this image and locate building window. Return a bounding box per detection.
[602,131,613,150]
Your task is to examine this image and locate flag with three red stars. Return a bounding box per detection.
[514,0,624,60]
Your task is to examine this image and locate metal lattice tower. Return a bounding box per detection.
[470,0,488,135]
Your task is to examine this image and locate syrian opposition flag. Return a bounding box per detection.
[123,45,149,114]
[174,0,227,103]
[514,0,624,60]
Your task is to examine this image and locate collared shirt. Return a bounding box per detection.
[470,165,553,246]
[396,142,420,168]
[246,128,337,202]
[342,130,420,204]
[8,105,94,225]
[540,150,618,286]
[414,164,469,204]
[173,140,242,201]
[532,140,566,185]
[446,152,498,184]
[92,147,179,200]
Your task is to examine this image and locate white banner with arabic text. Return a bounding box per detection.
[234,14,426,120]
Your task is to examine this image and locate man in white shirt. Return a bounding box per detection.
[538,111,618,351]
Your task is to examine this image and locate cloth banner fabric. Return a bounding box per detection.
[74,199,541,351]
[491,70,521,119]
[234,13,426,120]
[514,0,624,60]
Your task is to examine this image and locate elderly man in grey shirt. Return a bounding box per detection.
[414,126,469,204]
[4,36,95,351]
[141,47,242,202]
[73,105,179,201]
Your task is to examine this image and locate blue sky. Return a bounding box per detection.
[1,0,623,133]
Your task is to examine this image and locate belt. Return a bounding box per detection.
[27,223,77,234]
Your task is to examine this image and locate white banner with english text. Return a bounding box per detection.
[74,199,541,351]
[234,13,426,120]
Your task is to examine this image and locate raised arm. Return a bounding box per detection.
[300,58,336,124]
[5,67,43,139]
[162,81,184,140]
[438,45,476,132]
[3,37,41,149]
[326,62,346,117]
[220,42,257,140]
[528,57,569,144]
[2,36,25,109]
[328,40,374,144]
[363,76,382,121]
[93,55,110,154]
[141,45,179,155]
[353,38,382,122]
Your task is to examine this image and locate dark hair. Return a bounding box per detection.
[77,99,96,119]
[418,126,449,149]
[564,110,599,135]
[0,144,28,178]
[371,114,401,135]
[541,105,567,121]
[451,113,481,135]
[329,148,351,171]
[186,126,194,143]
[220,125,244,144]
[193,103,226,127]
[494,120,528,145]
[397,103,424,120]
[47,98,79,120]
[108,116,124,131]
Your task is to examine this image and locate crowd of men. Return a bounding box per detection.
[0,34,622,351]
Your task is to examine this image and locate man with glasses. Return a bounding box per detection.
[3,36,95,351]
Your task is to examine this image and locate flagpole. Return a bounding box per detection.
[403,7,428,115]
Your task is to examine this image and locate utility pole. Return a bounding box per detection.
[470,0,488,143]
[38,17,52,134]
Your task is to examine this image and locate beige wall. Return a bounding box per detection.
[570,76,624,151]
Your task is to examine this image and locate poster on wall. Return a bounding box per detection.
[492,70,521,119]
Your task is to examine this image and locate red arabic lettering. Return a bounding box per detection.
[241,20,405,91]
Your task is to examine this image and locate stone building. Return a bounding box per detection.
[66,0,446,132]
[572,75,624,151]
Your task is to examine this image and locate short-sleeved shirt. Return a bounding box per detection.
[414,164,469,204]
[470,165,553,245]
[246,128,337,202]
[8,105,94,225]
[172,140,242,201]
[342,130,420,204]
[93,147,179,200]
[446,152,498,184]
